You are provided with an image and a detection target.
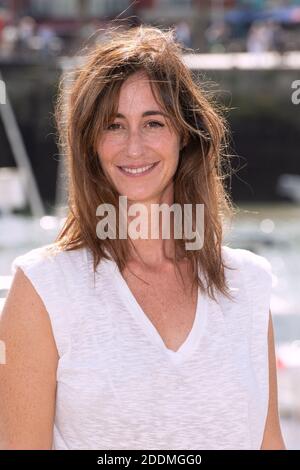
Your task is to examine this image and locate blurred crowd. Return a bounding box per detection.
[204,18,299,53]
[0,13,64,59]
[0,10,300,60]
[0,13,195,60]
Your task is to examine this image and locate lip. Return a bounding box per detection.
[117,161,160,177]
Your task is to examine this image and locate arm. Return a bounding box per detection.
[260,310,286,450]
[0,268,59,449]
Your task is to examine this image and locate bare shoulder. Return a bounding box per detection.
[260,310,286,450]
[0,267,58,449]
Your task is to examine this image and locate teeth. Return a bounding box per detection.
[121,163,155,174]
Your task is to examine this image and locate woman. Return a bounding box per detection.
[0,25,285,450]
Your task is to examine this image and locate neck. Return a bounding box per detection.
[122,183,183,266]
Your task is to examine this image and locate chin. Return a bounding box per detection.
[120,190,158,203]
[125,193,153,203]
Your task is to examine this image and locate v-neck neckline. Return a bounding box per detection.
[103,257,208,365]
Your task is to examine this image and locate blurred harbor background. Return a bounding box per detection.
[1,0,300,449]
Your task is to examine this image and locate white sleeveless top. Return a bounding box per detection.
[11,244,273,450]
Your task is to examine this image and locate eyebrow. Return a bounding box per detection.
[115,111,169,119]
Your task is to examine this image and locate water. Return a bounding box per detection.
[0,213,64,275]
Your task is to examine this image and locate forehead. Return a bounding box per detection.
[117,71,162,110]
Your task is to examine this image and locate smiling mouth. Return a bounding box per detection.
[117,161,160,176]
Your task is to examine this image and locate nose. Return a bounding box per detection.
[126,129,144,159]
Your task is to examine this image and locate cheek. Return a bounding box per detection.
[97,141,115,167]
[152,135,180,155]
[166,140,181,165]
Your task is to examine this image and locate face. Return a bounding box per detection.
[96,70,182,204]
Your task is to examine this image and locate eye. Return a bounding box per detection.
[107,121,164,131]
[147,121,164,128]
[107,123,122,131]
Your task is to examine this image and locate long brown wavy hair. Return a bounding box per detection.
[54,24,237,302]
